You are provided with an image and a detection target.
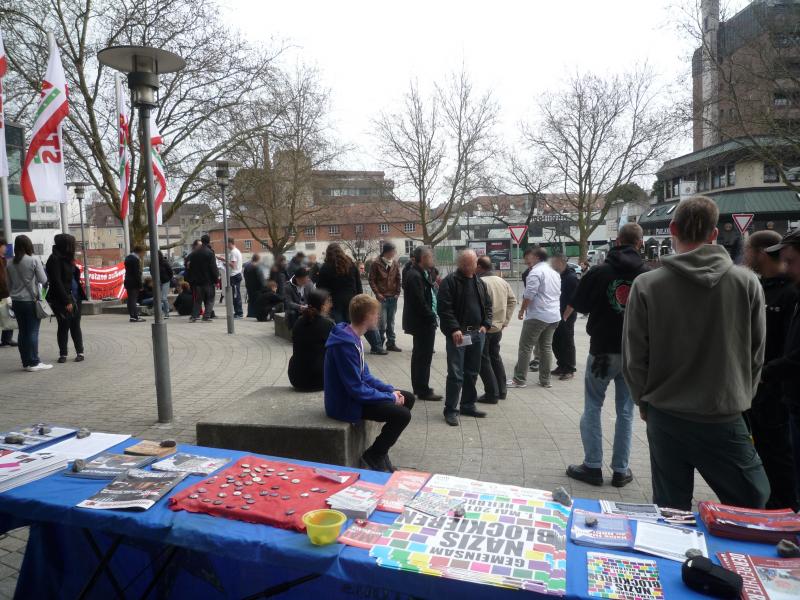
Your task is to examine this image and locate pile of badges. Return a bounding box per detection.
[168,456,358,531]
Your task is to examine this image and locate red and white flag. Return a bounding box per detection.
[116,74,131,219]
[150,113,168,223]
[0,28,9,178]
[21,34,68,203]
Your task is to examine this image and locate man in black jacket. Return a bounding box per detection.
[243,253,266,318]
[551,255,579,380]
[123,245,146,322]
[744,230,799,509]
[187,234,220,322]
[437,250,493,426]
[763,229,800,498]
[284,267,315,328]
[402,246,442,402]
[564,223,647,487]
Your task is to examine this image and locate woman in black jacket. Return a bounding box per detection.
[315,243,362,324]
[289,290,333,392]
[45,234,86,363]
[269,254,289,299]
[288,289,334,391]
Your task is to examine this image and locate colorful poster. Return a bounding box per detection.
[370,477,569,595]
[77,262,127,300]
[718,553,800,600]
[587,552,663,600]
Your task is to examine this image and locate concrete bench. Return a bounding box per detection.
[101,294,178,315]
[273,312,292,341]
[196,386,379,468]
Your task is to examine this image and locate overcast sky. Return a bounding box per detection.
[224,0,751,173]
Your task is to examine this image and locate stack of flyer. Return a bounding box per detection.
[151,453,229,476]
[326,480,384,519]
[0,451,70,493]
[0,425,76,451]
[77,469,186,511]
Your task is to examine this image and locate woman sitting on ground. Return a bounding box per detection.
[288,289,334,392]
[173,281,194,316]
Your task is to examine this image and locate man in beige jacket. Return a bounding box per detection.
[476,256,517,403]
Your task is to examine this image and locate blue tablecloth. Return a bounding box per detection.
[0,439,782,599]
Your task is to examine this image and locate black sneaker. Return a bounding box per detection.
[370,348,388,356]
[529,360,540,372]
[612,469,634,488]
[57,356,67,364]
[418,392,443,401]
[477,395,498,405]
[444,413,459,427]
[566,464,604,486]
[551,368,564,376]
[386,344,402,352]
[130,317,146,322]
[361,450,390,472]
[460,407,487,418]
[75,354,85,362]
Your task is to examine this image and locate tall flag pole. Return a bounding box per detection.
[21,32,69,235]
[150,113,168,243]
[116,73,131,254]
[0,27,12,242]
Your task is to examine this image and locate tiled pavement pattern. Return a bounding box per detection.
[0,298,715,595]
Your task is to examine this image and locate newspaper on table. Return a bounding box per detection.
[633,521,708,562]
[718,552,800,600]
[0,425,76,451]
[0,451,70,493]
[77,468,186,511]
[599,500,661,521]
[63,453,158,479]
[150,453,229,476]
[327,480,383,519]
[370,474,570,596]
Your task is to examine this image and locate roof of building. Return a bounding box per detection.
[84,201,213,228]
[657,136,787,177]
[638,188,800,225]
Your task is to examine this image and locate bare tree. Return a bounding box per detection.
[677,0,800,191]
[523,68,678,259]
[228,65,345,258]
[1,0,283,246]
[373,70,499,247]
[341,232,380,264]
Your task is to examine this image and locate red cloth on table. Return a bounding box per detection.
[168,456,359,532]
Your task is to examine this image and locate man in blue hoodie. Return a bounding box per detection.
[325,293,416,472]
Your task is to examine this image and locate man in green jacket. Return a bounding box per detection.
[622,196,769,510]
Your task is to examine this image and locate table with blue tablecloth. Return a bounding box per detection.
[0,439,780,599]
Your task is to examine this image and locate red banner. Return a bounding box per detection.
[77,262,127,301]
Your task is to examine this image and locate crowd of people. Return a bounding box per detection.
[3,199,800,504]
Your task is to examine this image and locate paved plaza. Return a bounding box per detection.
[0,298,715,596]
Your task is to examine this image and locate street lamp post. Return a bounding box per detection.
[214,160,237,335]
[98,45,185,424]
[67,182,92,299]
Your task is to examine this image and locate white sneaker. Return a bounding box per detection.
[506,378,527,389]
[28,363,53,372]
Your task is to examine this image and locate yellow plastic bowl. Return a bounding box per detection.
[303,509,347,545]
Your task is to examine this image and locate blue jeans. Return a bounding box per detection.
[379,296,398,347]
[444,331,485,416]
[579,353,634,473]
[12,300,41,368]
[231,273,243,317]
[161,282,170,314]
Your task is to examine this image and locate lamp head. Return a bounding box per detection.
[66,181,91,201]
[213,159,240,188]
[98,46,185,108]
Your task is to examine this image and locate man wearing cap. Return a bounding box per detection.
[744,230,799,509]
[761,228,800,495]
[369,242,403,352]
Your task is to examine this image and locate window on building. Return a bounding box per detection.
[261,242,269,250]
[726,164,736,186]
[404,240,415,255]
[764,164,779,183]
[697,170,709,192]
[354,224,364,234]
[33,244,44,255]
[711,166,726,189]
[664,181,672,200]
[244,240,252,250]
[671,178,680,198]
[774,92,792,108]
[328,225,340,236]
[379,223,389,234]
[304,226,315,236]
[403,222,416,233]
[305,243,316,250]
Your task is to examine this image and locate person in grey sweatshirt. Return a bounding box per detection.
[6,235,51,371]
[623,196,769,511]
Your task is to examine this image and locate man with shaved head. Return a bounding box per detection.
[437,249,494,426]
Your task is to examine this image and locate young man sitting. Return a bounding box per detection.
[324,294,416,472]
